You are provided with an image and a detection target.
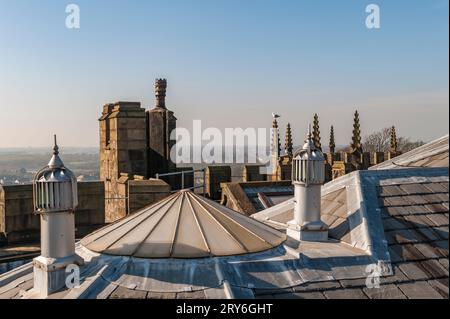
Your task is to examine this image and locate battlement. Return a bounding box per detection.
[0,181,105,245]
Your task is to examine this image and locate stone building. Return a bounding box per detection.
[220,111,410,214]
[99,79,177,222]
[267,111,404,183]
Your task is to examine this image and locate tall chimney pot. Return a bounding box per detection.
[287,127,329,242]
[155,78,167,108]
[31,136,83,297]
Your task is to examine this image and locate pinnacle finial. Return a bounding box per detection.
[53,134,59,155]
[312,113,322,151]
[271,116,281,157]
[48,135,64,168]
[390,125,398,153]
[329,125,336,154]
[350,110,363,155]
[285,123,293,156]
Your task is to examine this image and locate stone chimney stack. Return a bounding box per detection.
[155,78,167,108]
[287,127,328,242]
[148,79,177,177]
[32,136,83,297]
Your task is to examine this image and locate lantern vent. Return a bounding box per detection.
[33,135,78,213]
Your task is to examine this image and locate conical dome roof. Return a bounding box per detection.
[81,190,286,258]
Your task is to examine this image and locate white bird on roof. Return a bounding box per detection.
[272,113,280,119]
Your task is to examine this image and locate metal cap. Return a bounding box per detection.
[33,136,78,213]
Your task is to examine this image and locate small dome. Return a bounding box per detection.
[33,136,78,213]
[293,127,325,162]
[81,190,286,258]
[292,127,326,184]
[295,149,325,162]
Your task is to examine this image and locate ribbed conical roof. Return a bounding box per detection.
[81,190,286,258]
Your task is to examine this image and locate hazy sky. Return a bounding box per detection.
[0,0,448,148]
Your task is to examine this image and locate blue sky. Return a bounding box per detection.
[0,0,448,147]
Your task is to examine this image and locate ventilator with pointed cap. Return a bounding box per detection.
[32,136,83,298]
[288,126,328,242]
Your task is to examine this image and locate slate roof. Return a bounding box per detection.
[221,181,294,215]
[370,134,449,170]
[252,167,449,299]
[1,169,448,299]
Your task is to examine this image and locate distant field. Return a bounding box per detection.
[0,148,99,184]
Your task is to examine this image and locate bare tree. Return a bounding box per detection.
[363,128,391,153]
[397,137,425,153]
[363,128,425,153]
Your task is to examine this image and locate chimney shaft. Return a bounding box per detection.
[155,78,167,108]
[32,136,83,297]
[287,127,328,242]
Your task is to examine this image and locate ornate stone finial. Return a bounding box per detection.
[390,125,398,153]
[272,118,279,129]
[272,117,281,157]
[350,110,363,156]
[312,114,322,151]
[329,125,336,154]
[155,78,167,108]
[285,123,293,157]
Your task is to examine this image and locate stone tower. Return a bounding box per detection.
[99,102,148,222]
[99,80,179,222]
[147,79,177,177]
[312,113,322,151]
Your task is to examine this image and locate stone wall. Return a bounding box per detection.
[220,182,257,215]
[0,181,105,245]
[243,165,265,182]
[128,179,171,213]
[104,174,172,222]
[205,166,231,200]
[99,102,148,222]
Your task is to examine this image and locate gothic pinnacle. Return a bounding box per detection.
[313,113,322,151]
